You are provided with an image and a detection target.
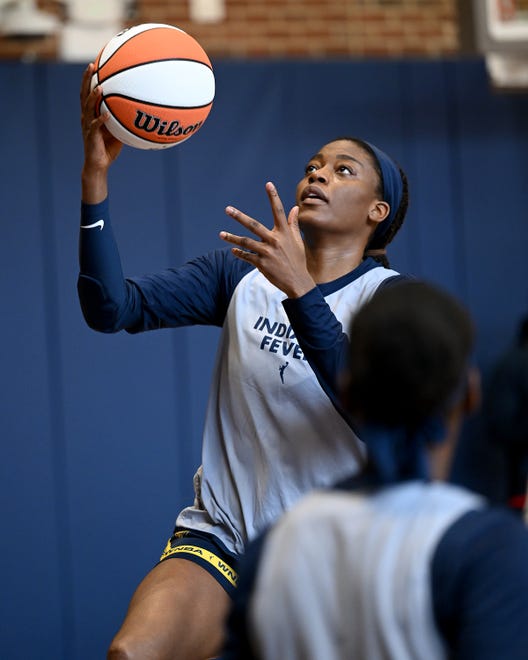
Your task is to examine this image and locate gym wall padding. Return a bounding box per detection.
[1,58,527,659]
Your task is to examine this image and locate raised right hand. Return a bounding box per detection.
[80,63,123,202]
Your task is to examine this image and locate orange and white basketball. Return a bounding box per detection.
[91,23,215,150]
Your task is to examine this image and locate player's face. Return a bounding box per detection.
[295,139,384,238]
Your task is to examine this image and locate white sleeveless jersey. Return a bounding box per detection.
[249,481,484,660]
[177,264,400,554]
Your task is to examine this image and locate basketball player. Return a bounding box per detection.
[79,63,410,660]
[224,282,528,660]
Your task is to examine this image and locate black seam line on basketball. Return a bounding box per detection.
[98,58,213,83]
[98,26,188,72]
[103,93,213,110]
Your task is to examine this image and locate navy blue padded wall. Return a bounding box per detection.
[0,64,65,659]
[449,60,528,370]
[1,58,528,659]
[397,60,463,292]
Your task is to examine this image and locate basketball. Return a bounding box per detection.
[90,23,215,150]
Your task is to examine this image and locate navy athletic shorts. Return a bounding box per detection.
[158,527,240,597]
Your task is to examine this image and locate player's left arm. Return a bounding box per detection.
[283,287,348,396]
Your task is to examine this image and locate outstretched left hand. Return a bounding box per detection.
[220,182,316,299]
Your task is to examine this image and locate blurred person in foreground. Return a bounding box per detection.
[224,281,528,660]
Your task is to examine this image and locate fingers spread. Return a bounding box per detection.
[230,247,254,263]
[265,182,287,227]
[288,205,299,227]
[80,63,95,106]
[219,230,262,255]
[225,206,269,240]
[81,84,101,132]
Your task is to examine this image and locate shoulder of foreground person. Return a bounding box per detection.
[433,505,528,659]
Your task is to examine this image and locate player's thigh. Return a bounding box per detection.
[109,558,231,660]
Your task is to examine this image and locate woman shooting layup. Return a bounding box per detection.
[79,64,409,660]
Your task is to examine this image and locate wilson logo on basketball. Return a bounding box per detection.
[92,23,215,149]
[134,111,203,138]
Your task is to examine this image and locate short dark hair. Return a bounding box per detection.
[343,282,474,429]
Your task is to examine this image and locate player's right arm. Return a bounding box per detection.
[78,206,248,334]
[79,64,133,331]
[78,64,249,335]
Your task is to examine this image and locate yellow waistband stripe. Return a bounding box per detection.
[160,543,238,588]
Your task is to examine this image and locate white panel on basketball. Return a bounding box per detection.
[101,61,214,107]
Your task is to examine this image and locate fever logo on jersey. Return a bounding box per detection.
[279,362,289,384]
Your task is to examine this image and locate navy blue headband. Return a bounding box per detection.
[365,141,403,242]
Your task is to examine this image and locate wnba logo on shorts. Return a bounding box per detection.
[134,111,203,138]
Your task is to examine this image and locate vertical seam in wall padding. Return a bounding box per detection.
[442,60,469,303]
[398,60,422,274]
[162,149,193,485]
[33,63,75,660]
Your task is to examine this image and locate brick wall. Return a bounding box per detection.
[1,0,462,61]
